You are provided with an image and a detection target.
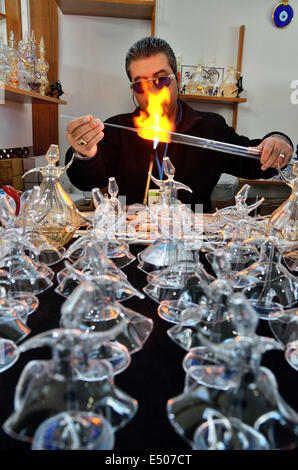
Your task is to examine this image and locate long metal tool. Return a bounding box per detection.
[60,114,261,160]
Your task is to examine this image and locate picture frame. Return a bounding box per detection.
[180,64,225,94]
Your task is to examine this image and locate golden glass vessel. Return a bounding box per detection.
[22,145,89,246]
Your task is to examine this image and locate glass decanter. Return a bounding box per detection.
[22,145,89,246]
[267,153,298,241]
[186,63,205,95]
[218,65,238,97]
[36,37,49,96]
[3,328,138,443]
[167,295,298,450]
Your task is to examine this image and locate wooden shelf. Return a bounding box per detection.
[0,85,67,104]
[55,0,155,20]
[179,94,247,105]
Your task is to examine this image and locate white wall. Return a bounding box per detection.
[58,0,298,191]
[155,0,297,142]
[0,0,32,150]
[58,11,151,190]
[0,101,32,148]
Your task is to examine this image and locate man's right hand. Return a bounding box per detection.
[66,115,105,158]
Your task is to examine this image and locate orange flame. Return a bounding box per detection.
[133,81,173,145]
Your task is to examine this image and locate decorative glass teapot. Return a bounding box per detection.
[22,145,89,245]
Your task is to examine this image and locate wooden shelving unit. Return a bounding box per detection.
[56,0,156,35]
[180,25,246,131]
[179,94,247,105]
[1,84,67,105]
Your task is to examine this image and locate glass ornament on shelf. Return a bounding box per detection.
[218,65,238,98]
[6,30,19,87]
[36,37,49,96]
[0,39,10,83]
[27,30,40,93]
[186,63,205,95]
[16,39,30,90]
[22,145,89,246]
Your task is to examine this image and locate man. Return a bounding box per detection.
[65,37,293,212]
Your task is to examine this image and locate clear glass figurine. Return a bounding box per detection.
[267,154,298,241]
[3,328,138,442]
[167,294,298,449]
[22,145,89,246]
[31,411,115,450]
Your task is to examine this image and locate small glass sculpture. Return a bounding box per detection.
[91,185,137,268]
[267,153,298,241]
[56,238,130,299]
[167,250,239,349]
[0,338,19,373]
[167,295,298,449]
[285,340,298,371]
[144,258,213,307]
[60,276,152,355]
[27,30,40,93]
[218,65,238,97]
[31,411,115,450]
[186,63,205,95]
[36,37,49,95]
[3,329,138,442]
[7,31,19,87]
[137,157,195,273]
[193,415,269,450]
[22,145,89,246]
[237,236,298,319]
[269,306,298,371]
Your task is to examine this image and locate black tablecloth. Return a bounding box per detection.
[0,245,297,451]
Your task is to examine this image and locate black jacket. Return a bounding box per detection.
[66,100,287,212]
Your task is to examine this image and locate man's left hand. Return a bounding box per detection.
[255,135,293,171]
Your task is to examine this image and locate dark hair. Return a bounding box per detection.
[125,37,177,81]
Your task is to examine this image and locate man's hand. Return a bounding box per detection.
[66,115,105,158]
[255,135,293,171]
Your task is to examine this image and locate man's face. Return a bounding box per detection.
[129,52,180,122]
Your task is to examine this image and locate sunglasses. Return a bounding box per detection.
[130,73,176,94]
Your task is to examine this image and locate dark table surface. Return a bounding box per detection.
[0,244,297,452]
